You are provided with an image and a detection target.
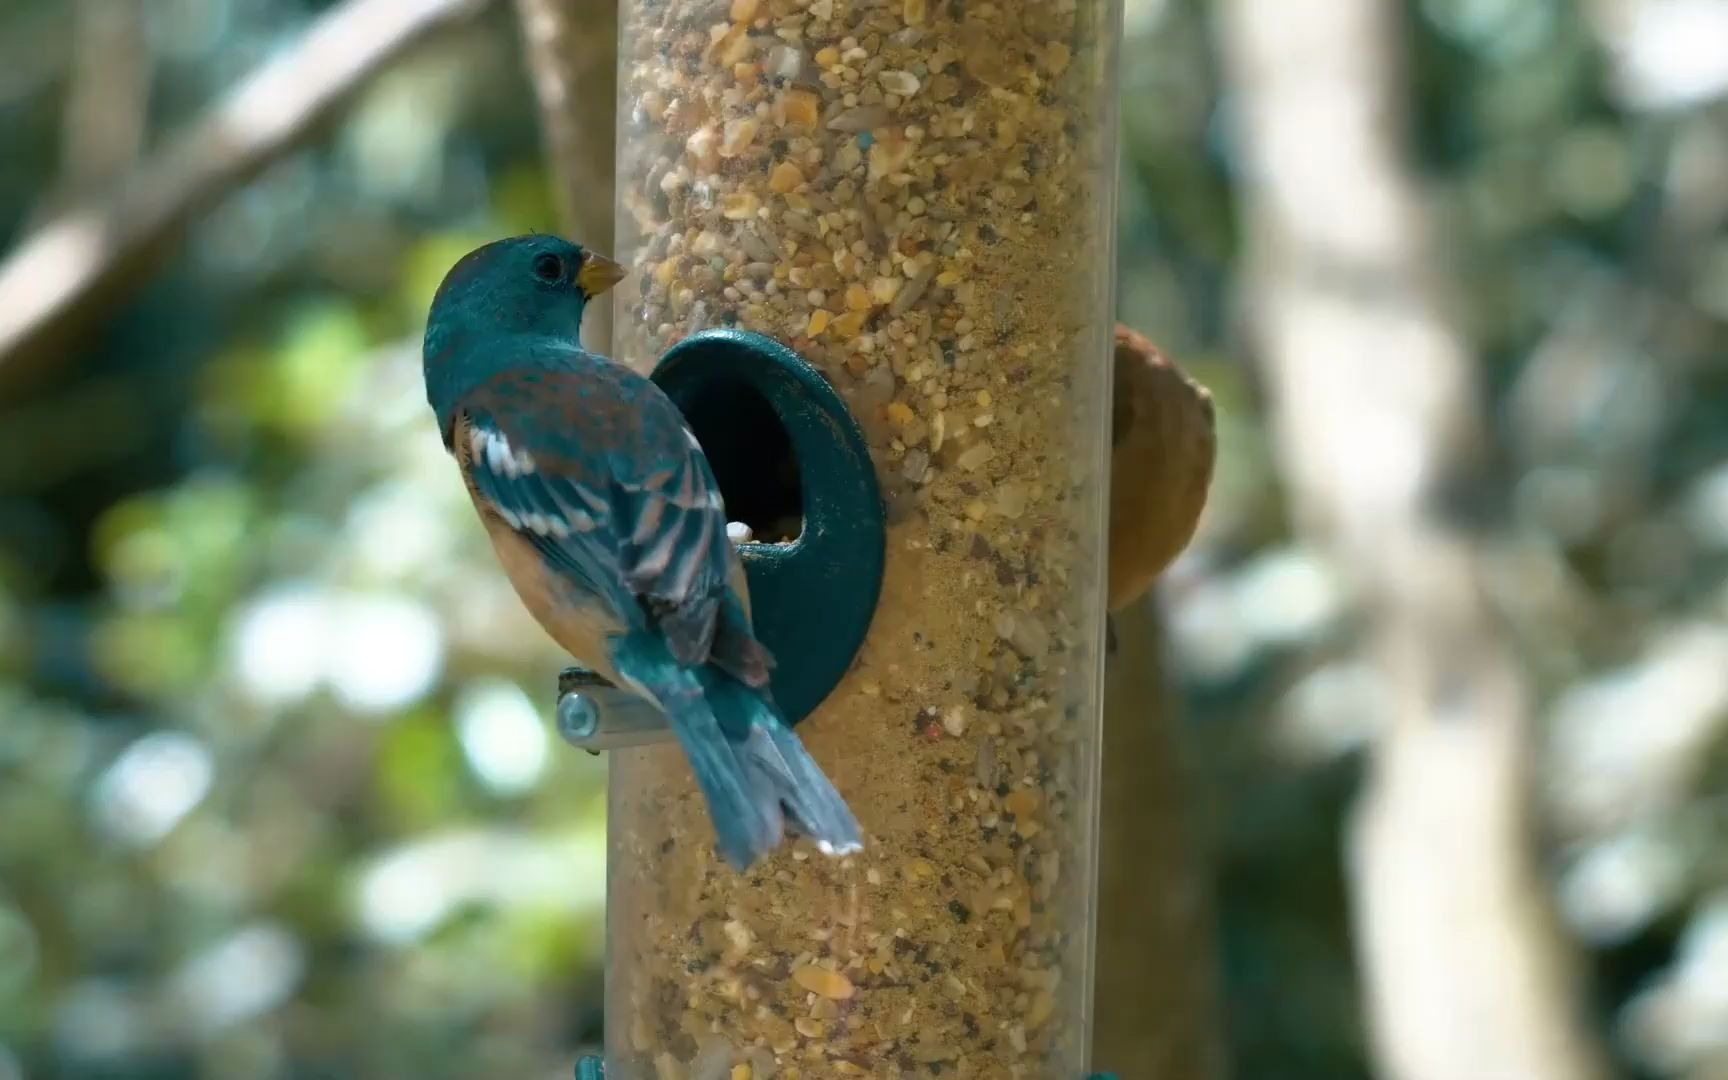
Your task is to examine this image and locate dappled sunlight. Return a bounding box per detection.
[0,212,106,356]
[89,731,215,849]
[165,922,306,1037]
[455,679,551,796]
[352,826,606,947]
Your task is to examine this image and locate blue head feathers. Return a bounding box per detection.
[421,234,626,441]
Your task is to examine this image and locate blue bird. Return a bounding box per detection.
[422,234,863,870]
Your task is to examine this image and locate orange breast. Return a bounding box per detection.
[455,414,624,683]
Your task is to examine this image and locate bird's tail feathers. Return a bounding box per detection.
[613,646,777,869]
[703,672,863,859]
[740,721,863,856]
[612,637,861,869]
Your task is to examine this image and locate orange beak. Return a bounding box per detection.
[576,250,628,297]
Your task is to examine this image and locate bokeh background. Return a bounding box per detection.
[1,0,1725,1078]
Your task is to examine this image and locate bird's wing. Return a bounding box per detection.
[455,363,738,666]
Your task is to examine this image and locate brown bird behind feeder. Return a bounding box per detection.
[1107,325,1216,612]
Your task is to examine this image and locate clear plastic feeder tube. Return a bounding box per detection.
[606,1,1120,1075]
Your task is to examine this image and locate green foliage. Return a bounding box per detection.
[0,4,597,1078]
[377,709,470,832]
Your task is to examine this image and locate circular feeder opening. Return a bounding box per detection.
[651,326,885,726]
[679,379,804,544]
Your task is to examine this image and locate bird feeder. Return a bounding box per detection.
[586,1,1122,1075]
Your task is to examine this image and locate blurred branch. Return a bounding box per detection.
[1096,599,1228,1079]
[53,0,153,210]
[512,0,617,351]
[0,0,497,398]
[0,5,70,108]
[1218,2,1612,1080]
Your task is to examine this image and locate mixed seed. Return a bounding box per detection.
[606,0,1116,1076]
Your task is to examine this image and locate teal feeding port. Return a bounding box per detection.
[554,328,886,750]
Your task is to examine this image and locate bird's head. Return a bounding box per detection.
[422,234,627,439]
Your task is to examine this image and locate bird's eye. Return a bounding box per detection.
[532,252,565,283]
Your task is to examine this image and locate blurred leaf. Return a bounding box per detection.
[492,164,559,239]
[265,304,372,439]
[88,611,205,699]
[399,230,500,327]
[501,902,599,982]
[376,709,466,832]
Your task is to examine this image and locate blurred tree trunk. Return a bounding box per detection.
[1095,599,1227,1080]
[42,0,152,221]
[1217,2,1610,1080]
[513,0,617,353]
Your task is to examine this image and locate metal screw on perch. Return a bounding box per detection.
[555,668,673,752]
